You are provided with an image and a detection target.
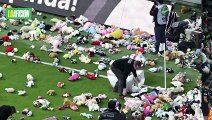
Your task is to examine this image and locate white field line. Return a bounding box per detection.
[0,52,155,89]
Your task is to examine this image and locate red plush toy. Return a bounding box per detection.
[2,36,10,41]
[91,41,100,46]
[5,46,13,54]
[86,73,96,80]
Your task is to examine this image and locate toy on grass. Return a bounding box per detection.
[70,59,77,64]
[148,66,162,73]
[49,52,58,58]
[79,69,87,76]
[73,94,87,106]
[80,113,93,119]
[63,98,78,111]
[18,90,26,96]
[63,53,72,59]
[3,41,11,47]
[86,70,98,80]
[62,92,71,98]
[5,88,15,93]
[98,62,107,71]
[27,74,34,81]
[79,54,91,64]
[11,59,17,63]
[85,98,100,111]
[33,99,50,109]
[110,28,123,39]
[52,57,60,66]
[5,46,14,55]
[57,82,65,88]
[22,108,32,117]
[26,79,34,88]
[68,71,80,81]
[47,90,56,96]
[37,96,43,99]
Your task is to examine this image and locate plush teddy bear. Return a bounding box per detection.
[79,54,91,64]
[73,94,87,106]
[181,6,188,14]
[49,52,58,58]
[46,90,55,96]
[18,90,26,96]
[63,98,78,111]
[33,99,50,109]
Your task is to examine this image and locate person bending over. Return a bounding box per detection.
[111,58,141,98]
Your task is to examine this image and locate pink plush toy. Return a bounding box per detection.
[83,22,94,31]
[143,94,157,103]
[127,44,136,50]
[51,39,61,49]
[68,73,80,81]
[57,82,64,88]
[143,103,152,117]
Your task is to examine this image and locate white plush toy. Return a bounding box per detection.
[107,70,145,92]
[79,69,87,76]
[18,90,26,96]
[98,63,106,71]
[33,99,50,109]
[62,26,74,34]
[79,54,91,64]
[26,80,34,88]
[5,88,15,93]
[27,111,33,117]
[27,74,34,81]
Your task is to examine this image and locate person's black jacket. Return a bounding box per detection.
[99,108,126,120]
[0,105,16,120]
[150,3,166,27]
[111,58,137,80]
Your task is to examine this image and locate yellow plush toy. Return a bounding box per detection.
[110,29,123,39]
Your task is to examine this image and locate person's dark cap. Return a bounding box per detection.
[108,100,117,109]
[157,0,164,4]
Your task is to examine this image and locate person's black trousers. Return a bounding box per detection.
[154,25,166,53]
[111,65,126,96]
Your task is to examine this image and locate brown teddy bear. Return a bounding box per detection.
[165,50,173,61]
[63,98,78,111]
[49,52,58,58]
[181,6,188,14]
[46,90,55,96]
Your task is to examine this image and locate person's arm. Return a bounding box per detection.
[150,4,157,16]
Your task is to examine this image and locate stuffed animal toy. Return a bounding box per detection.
[3,41,11,46]
[61,26,74,34]
[5,46,13,55]
[48,52,58,58]
[132,107,143,120]
[20,26,35,33]
[43,116,58,120]
[79,54,91,64]
[57,82,64,88]
[165,50,174,61]
[80,113,93,119]
[18,90,26,96]
[40,45,48,51]
[0,105,16,120]
[143,103,152,117]
[98,62,107,71]
[5,88,15,93]
[0,22,8,30]
[171,81,184,87]
[181,6,188,14]
[33,99,50,109]
[148,66,162,73]
[22,108,32,117]
[85,98,100,111]
[63,98,78,111]
[68,72,80,81]
[52,57,60,66]
[145,59,157,66]
[110,28,123,39]
[62,92,71,98]
[21,32,31,40]
[63,53,72,59]
[172,72,186,83]
[47,90,55,96]
[79,69,87,76]
[27,74,34,81]
[26,79,34,87]
[73,94,87,106]
[158,91,173,102]
[74,15,88,25]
